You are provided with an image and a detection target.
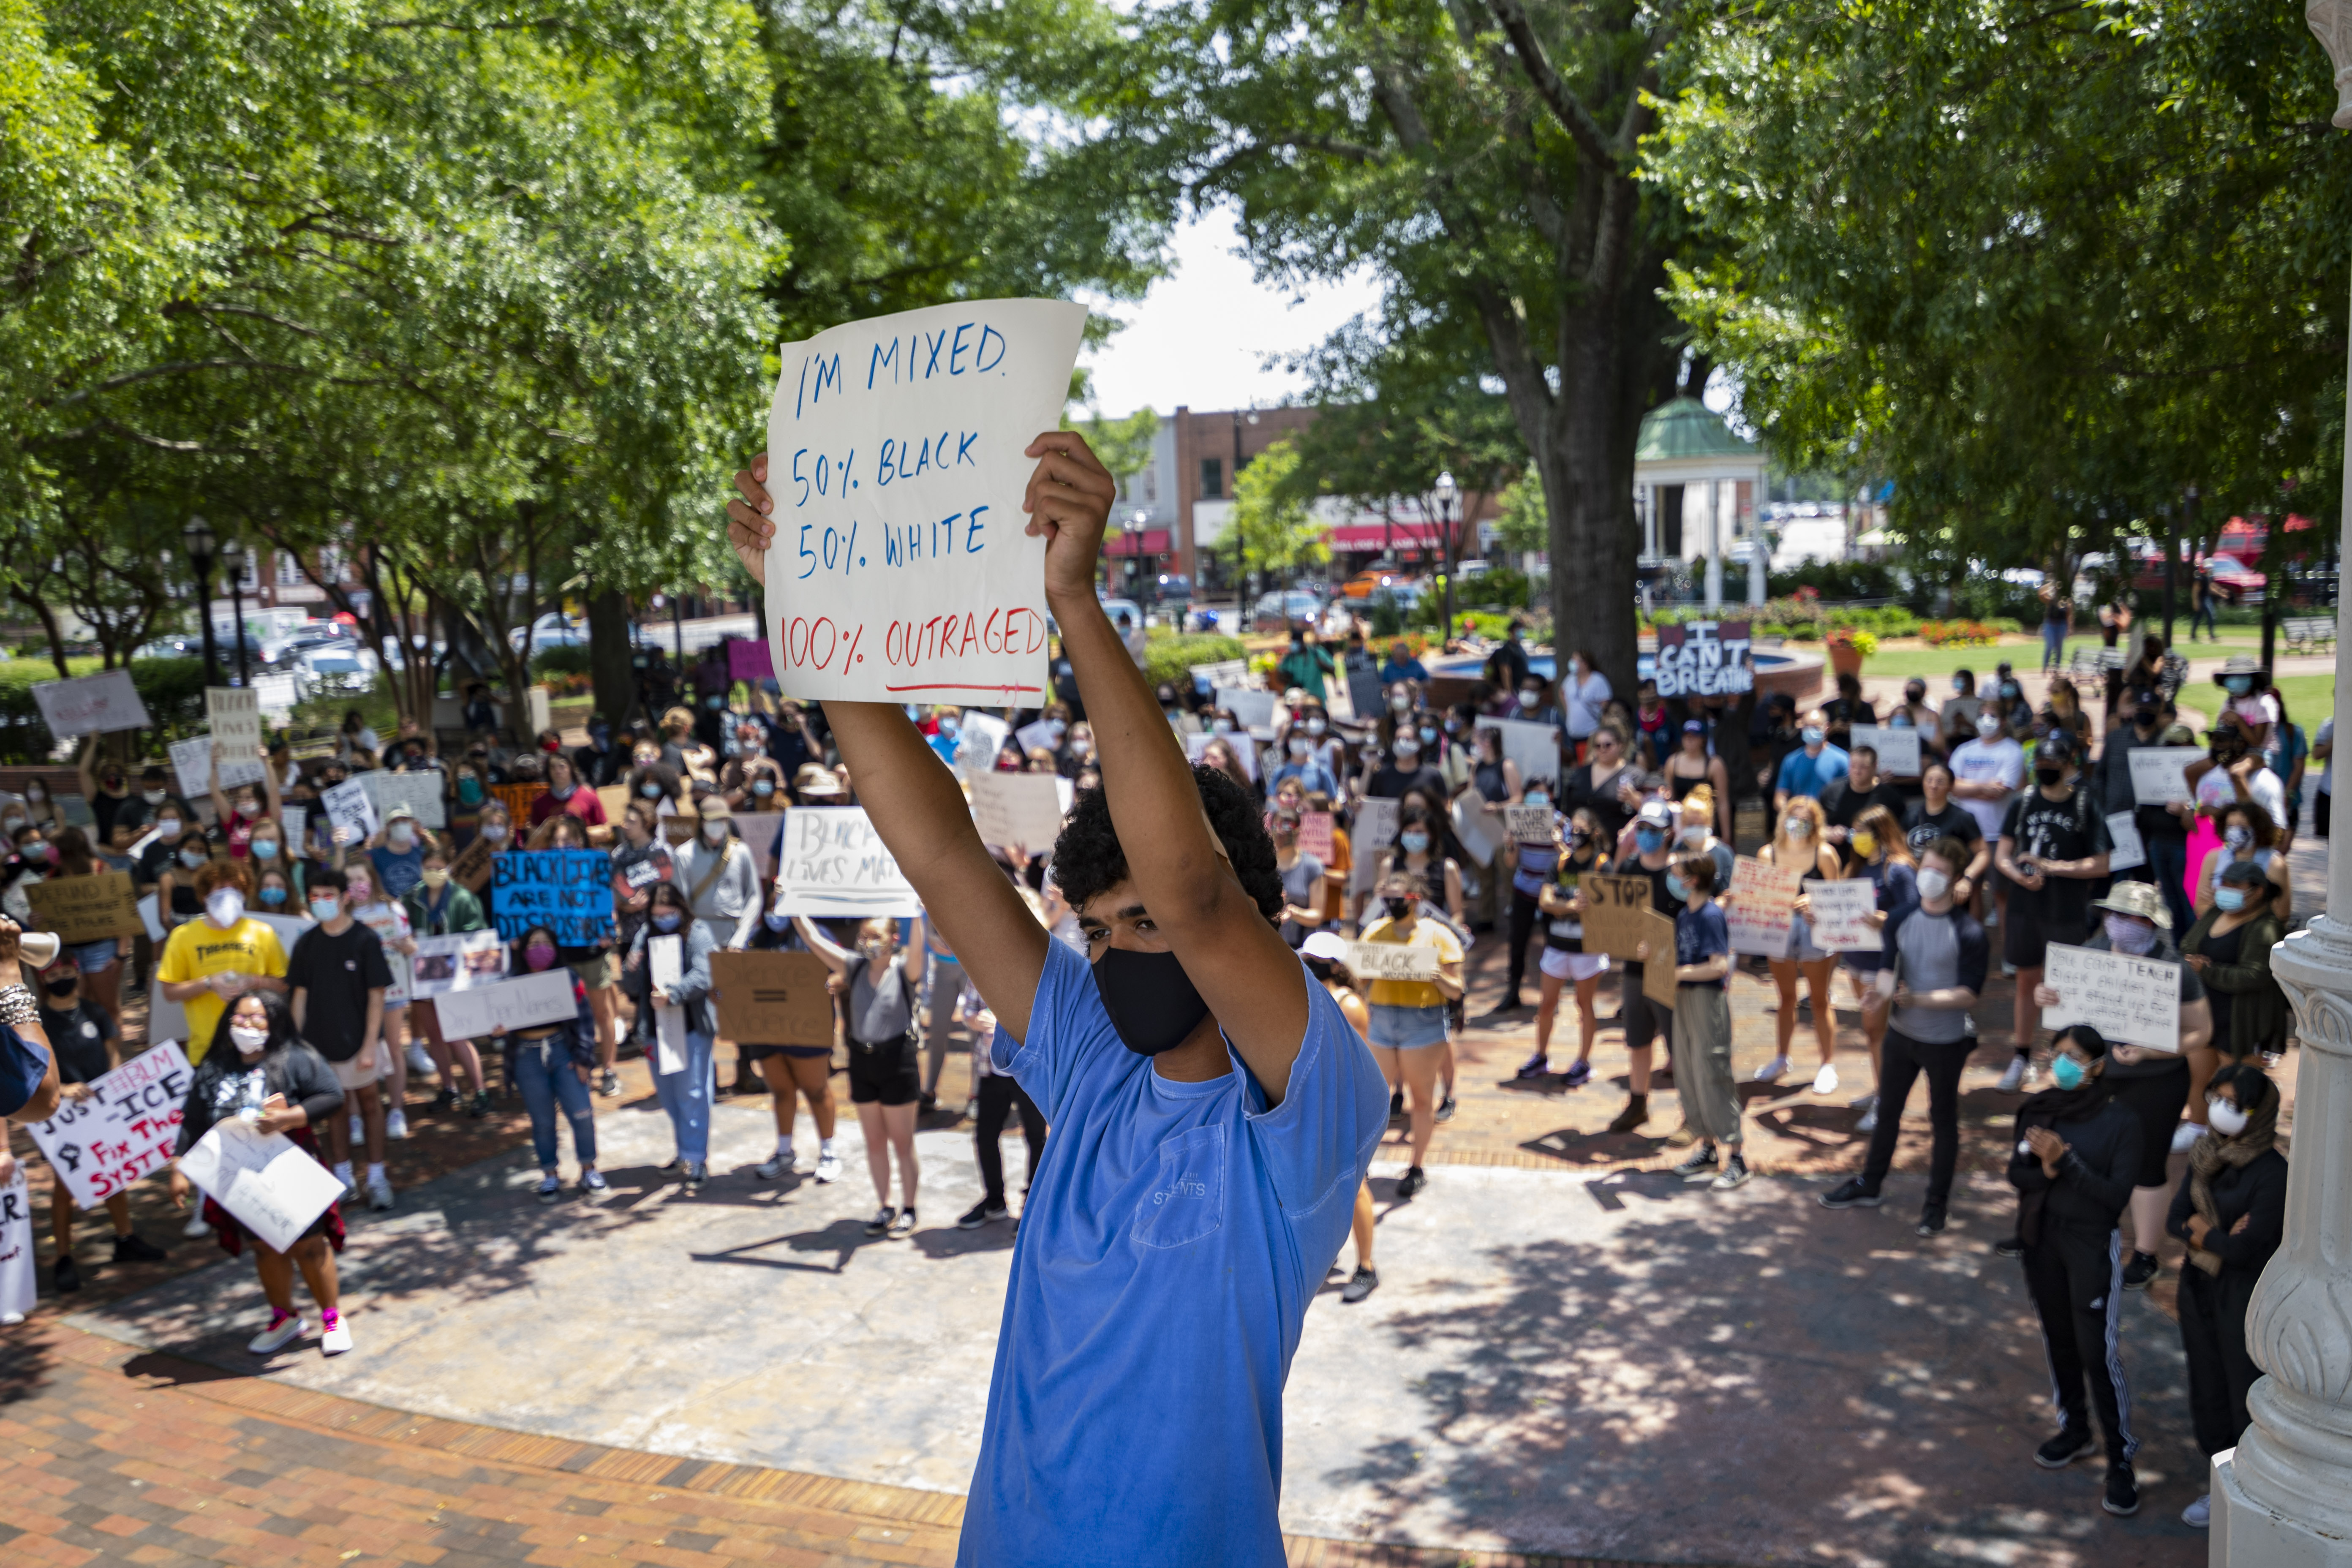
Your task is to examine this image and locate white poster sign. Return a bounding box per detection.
[1014,719,1061,756]
[735,811,786,883]
[969,772,1068,850]
[2104,813,2146,874]
[1348,797,1401,893]
[246,910,314,956]
[1475,717,1563,793]
[2129,747,2204,806]
[763,299,1089,702]
[428,968,578,1040]
[1183,728,1258,781]
[409,930,508,997]
[205,688,265,787]
[282,804,307,854]
[1851,725,1922,778]
[1189,659,1249,691]
[177,1116,347,1254]
[2042,942,2182,1052]
[1214,688,1278,729]
[1802,877,1881,952]
[31,668,150,737]
[648,934,686,1073]
[320,776,379,842]
[773,806,921,917]
[1344,940,1439,982]
[352,901,414,1006]
[1726,857,1803,957]
[25,1043,193,1210]
[0,1168,33,1321]
[167,735,218,802]
[1450,789,1502,866]
[362,769,446,830]
[952,711,1011,782]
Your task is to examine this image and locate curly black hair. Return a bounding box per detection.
[1050,763,1283,922]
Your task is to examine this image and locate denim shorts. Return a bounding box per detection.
[1367,1003,1448,1050]
[72,939,120,974]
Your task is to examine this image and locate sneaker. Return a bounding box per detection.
[320,1316,354,1357]
[2103,1462,2140,1516]
[919,1089,938,1112]
[2001,959,2017,977]
[535,1175,562,1203]
[111,1232,166,1264]
[365,1176,394,1212]
[1818,1178,1883,1209]
[1996,1056,2028,1094]
[248,1313,306,1355]
[755,1151,793,1181]
[384,1108,410,1140]
[579,1170,609,1196]
[1605,1097,1648,1135]
[348,1111,363,1143]
[1917,1205,1947,1236]
[1673,1146,1719,1181]
[958,1201,1008,1230]
[596,1070,622,1098]
[1848,1089,1878,1110]
[52,1255,82,1294]
[1993,1236,2025,1258]
[466,1089,493,1119]
[2123,1251,2159,1290]
[1754,1055,1790,1084]
[2034,1428,2096,1469]
[1855,1105,1878,1134]
[1388,1089,1405,1120]
[182,1211,212,1239]
[889,1207,917,1237]
[433,1086,459,1112]
[681,1161,707,1192]
[1710,1156,1751,1191]
[1515,1052,1550,1080]
[1811,1062,1839,1095]
[1435,1094,1457,1123]
[2172,1121,2206,1154]
[1341,1266,1380,1304]
[1396,1165,1427,1199]
[865,1206,897,1237]
[2182,1493,2211,1529]
[405,1043,436,1076]
[1563,1060,1592,1088]
[1478,999,1525,1023]
[814,1148,843,1184]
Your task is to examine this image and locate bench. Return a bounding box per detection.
[2284,616,2336,656]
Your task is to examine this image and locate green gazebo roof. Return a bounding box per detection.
[1634,397,1759,463]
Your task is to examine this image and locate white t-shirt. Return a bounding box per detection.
[2196,760,2289,827]
[1562,669,1612,740]
[1949,737,2026,843]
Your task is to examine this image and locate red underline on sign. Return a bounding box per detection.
[883,683,1045,694]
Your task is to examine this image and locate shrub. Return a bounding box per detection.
[0,656,211,764]
[1142,633,1248,691]
[531,643,593,678]
[1920,619,2002,648]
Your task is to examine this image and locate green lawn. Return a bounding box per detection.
[2268,673,2336,733]
[1844,629,2269,689]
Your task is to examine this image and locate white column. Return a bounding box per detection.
[1703,480,1724,610]
[2209,257,2352,1565]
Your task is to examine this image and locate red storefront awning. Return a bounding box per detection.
[1327,519,1448,551]
[1105,528,1172,557]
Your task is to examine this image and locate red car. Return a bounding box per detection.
[2131,548,2266,605]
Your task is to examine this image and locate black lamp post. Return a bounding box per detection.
[1435,470,1459,642]
[220,537,250,685]
[184,517,221,686]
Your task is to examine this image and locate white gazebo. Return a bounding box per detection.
[1633,397,1770,609]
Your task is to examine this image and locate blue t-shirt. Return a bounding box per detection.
[368,842,427,899]
[0,1021,50,1119]
[1776,743,1851,801]
[965,937,1388,1566]
[1377,658,1429,686]
[1674,901,1731,988]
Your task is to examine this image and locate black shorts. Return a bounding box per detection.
[2002,902,2086,970]
[1619,971,1671,1051]
[740,1042,832,1062]
[2108,1063,2191,1187]
[846,1033,920,1105]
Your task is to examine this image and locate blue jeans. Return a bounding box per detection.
[513,1037,597,1172]
[2042,620,2066,669]
[651,1028,716,1162]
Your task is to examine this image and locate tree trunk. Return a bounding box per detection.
[588,589,637,727]
[1543,300,1644,706]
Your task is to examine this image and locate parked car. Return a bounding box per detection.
[1252,590,1324,632]
[509,612,589,654]
[2130,547,2265,605]
[296,643,378,692]
[1342,567,1419,600]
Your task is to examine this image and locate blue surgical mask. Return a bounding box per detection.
[2050,1055,2087,1091]
[2214,886,2247,912]
[1801,727,1824,746]
[2225,675,2252,695]
[259,885,288,906]
[1399,830,1431,853]
[1524,792,1549,808]
[1666,874,1689,902]
[1636,827,1666,853]
[764,910,792,932]
[651,913,682,934]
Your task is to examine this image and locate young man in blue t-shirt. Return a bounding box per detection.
[728,432,1388,1567]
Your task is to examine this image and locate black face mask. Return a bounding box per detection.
[43,977,77,998]
[2035,763,2065,786]
[1092,946,1211,1056]
[1382,896,1414,920]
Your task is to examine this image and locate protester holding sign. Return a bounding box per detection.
[209,741,284,861]
[169,991,351,1357]
[33,960,168,1291]
[619,883,719,1188]
[1517,809,1613,1085]
[490,924,606,1202]
[1995,732,2113,1094]
[155,859,289,1067]
[1653,855,1747,1190]
[1840,805,1919,1135]
[1602,800,1688,1135]
[794,910,929,1234]
[672,795,762,952]
[1490,780,1560,1018]
[521,814,622,1097]
[401,839,495,1121]
[735,928,843,1186]
[1357,869,1464,1200]
[39,827,130,1035]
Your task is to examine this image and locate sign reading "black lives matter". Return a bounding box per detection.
[1652,619,1754,699]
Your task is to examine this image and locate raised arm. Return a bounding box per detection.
[792,914,853,971]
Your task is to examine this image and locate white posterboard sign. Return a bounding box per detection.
[1851,725,1921,779]
[362,769,446,830]
[167,735,218,802]
[1214,688,1278,729]
[429,968,578,1040]
[1344,940,1439,982]
[1348,797,1402,893]
[1504,805,1557,843]
[1014,719,1060,756]
[1803,877,1881,953]
[321,776,380,841]
[2105,813,2146,874]
[32,668,150,737]
[282,803,307,853]
[2129,748,2204,806]
[177,1116,347,1254]
[1475,717,1563,793]
[952,711,1011,782]
[764,299,1089,703]
[25,1042,193,1210]
[205,688,266,787]
[735,811,786,883]
[969,772,1067,850]
[1450,788,1501,866]
[1726,857,1803,957]
[648,934,686,1072]
[246,910,314,957]
[774,806,921,917]
[410,930,508,998]
[1189,659,1248,691]
[0,1167,33,1320]
[2042,942,2182,1052]
[353,902,414,1006]
[1183,728,1258,782]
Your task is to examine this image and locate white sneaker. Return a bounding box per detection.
[406,1043,436,1076]
[1754,1055,1790,1084]
[248,1314,307,1355]
[1856,1106,1879,1134]
[365,1175,394,1211]
[182,1212,212,1239]
[320,1317,354,1356]
[1812,1062,1839,1095]
[1995,1057,2028,1094]
[2182,1494,2211,1529]
[348,1112,363,1143]
[815,1148,843,1184]
[755,1147,794,1181]
[2172,1121,2207,1153]
[1848,1090,1878,1110]
[385,1108,410,1140]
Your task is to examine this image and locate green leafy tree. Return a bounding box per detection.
[1230,438,1329,584]
[1493,467,1549,558]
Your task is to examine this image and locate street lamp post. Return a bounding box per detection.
[183,517,221,687]
[220,538,250,685]
[1434,470,1458,643]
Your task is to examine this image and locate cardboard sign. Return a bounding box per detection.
[2129,747,2204,806]
[763,299,1088,702]
[409,930,508,997]
[1189,659,1248,691]
[206,687,265,785]
[176,1116,346,1254]
[1344,939,1440,982]
[491,782,546,822]
[26,871,141,942]
[451,833,496,893]
[736,811,787,882]
[969,772,1067,850]
[0,1169,33,1322]
[1726,856,1802,957]
[1577,873,1656,960]
[710,950,834,1045]
[363,769,447,830]
[1803,877,1881,952]
[952,712,1011,782]
[25,1042,192,1209]
[320,776,379,842]
[2105,812,2146,874]
[2042,942,2182,1052]
[773,806,920,917]
[1297,810,1335,862]
[1851,724,1921,778]
[31,668,150,737]
[1214,688,1278,729]
[490,849,616,944]
[428,968,578,1040]
[1348,797,1400,893]
[727,637,775,683]
[1651,620,1753,700]
[594,784,631,825]
[1475,716,1563,793]
[1641,909,1681,1011]
[1504,805,1557,843]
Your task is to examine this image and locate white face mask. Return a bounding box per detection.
[702,819,729,843]
[388,825,415,850]
[1976,715,2003,739]
[483,823,509,844]
[2207,1100,2251,1138]
[230,1024,270,1054]
[206,888,245,927]
[1915,868,1951,904]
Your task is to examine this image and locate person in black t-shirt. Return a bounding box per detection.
[1903,760,1991,904]
[1995,732,2112,1086]
[287,866,396,1211]
[1819,744,1909,871]
[33,958,166,1293]
[1605,800,1683,1137]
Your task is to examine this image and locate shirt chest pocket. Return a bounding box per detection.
[1132,1123,1227,1250]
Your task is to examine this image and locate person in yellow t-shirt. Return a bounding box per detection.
[155,858,290,1064]
[1355,869,1464,1200]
